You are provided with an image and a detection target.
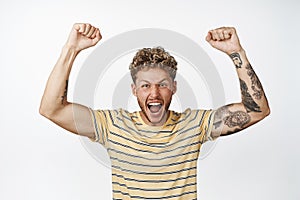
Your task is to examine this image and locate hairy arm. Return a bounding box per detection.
[39,23,102,138]
[206,27,270,138]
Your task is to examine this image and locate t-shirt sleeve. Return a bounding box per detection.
[88,108,111,147]
[199,109,218,143]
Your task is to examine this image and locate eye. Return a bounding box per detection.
[159,83,167,87]
[141,84,150,88]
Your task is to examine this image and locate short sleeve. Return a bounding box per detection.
[199,109,218,143]
[88,108,110,147]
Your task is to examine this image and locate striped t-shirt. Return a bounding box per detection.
[90,108,216,199]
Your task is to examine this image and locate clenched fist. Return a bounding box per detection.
[206,27,243,55]
[65,23,102,52]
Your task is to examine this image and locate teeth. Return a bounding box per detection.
[148,103,161,106]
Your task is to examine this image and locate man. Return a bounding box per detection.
[40,23,270,199]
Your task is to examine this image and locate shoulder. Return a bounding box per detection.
[92,108,134,121]
[171,108,214,119]
[170,108,215,127]
[92,108,131,115]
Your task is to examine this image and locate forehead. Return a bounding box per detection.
[136,67,172,83]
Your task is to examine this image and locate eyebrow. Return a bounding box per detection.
[138,78,169,84]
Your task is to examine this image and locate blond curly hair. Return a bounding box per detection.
[129,47,178,83]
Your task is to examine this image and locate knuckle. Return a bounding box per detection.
[216,29,223,34]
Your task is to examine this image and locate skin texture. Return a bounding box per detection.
[40,23,270,141]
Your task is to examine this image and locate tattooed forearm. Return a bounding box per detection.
[230,53,243,68]
[246,64,263,100]
[61,80,68,104]
[239,78,261,112]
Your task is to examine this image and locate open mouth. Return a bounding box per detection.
[147,102,163,113]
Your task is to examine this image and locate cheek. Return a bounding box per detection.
[161,90,173,101]
[136,90,148,101]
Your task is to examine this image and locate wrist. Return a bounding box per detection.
[63,44,81,55]
[228,48,245,56]
[59,45,80,70]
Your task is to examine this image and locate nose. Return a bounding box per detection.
[149,84,159,98]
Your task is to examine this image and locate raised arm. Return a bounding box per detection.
[205,27,270,138]
[39,23,102,138]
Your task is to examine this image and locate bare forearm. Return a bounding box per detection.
[39,46,79,117]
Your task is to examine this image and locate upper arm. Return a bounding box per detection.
[44,103,96,140]
[210,102,269,138]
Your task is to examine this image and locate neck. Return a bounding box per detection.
[139,110,170,126]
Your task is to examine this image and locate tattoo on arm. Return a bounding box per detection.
[213,105,251,135]
[213,106,230,129]
[221,128,240,136]
[246,64,263,100]
[213,61,265,136]
[230,53,243,68]
[213,106,229,129]
[239,78,261,112]
[61,80,68,104]
[224,111,250,128]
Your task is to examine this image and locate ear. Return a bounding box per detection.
[131,83,137,97]
[172,80,177,94]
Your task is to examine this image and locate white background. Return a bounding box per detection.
[0,0,299,199]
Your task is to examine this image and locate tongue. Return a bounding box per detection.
[149,105,161,113]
